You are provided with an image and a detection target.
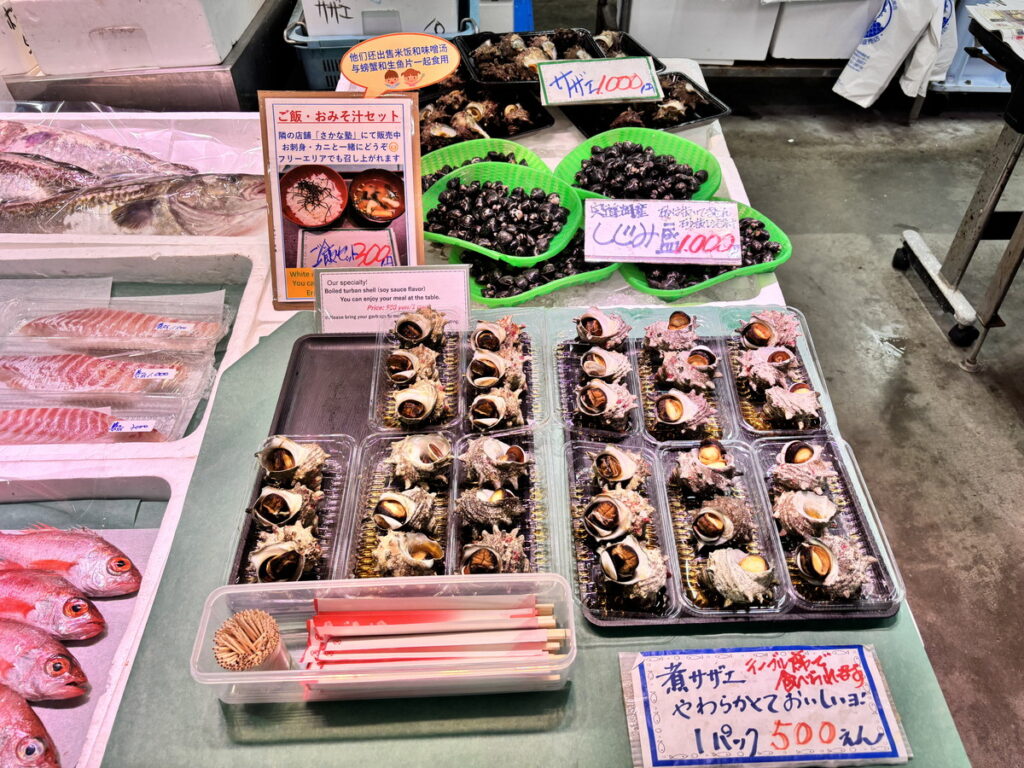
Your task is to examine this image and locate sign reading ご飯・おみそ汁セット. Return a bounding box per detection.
[259,91,424,310]
[537,57,663,107]
[584,199,742,266]
[620,645,911,768]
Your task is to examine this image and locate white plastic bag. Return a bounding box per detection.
[833,0,937,107]
[900,0,957,97]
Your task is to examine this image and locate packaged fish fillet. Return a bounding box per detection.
[0,391,191,444]
[0,339,215,397]
[0,296,232,352]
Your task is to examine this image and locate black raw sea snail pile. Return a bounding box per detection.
[455,434,534,574]
[421,151,528,192]
[766,439,877,600]
[371,433,453,577]
[580,445,669,609]
[641,217,784,291]
[461,231,611,299]
[426,178,569,258]
[574,142,709,199]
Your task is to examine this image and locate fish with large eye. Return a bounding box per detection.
[0,568,105,640]
[0,618,88,701]
[0,684,60,768]
[0,526,141,597]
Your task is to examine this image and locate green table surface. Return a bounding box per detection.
[103,313,969,767]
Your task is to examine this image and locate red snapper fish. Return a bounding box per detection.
[0,569,105,640]
[0,684,60,767]
[0,526,141,597]
[0,619,87,701]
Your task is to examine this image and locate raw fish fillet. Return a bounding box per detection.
[0,353,183,392]
[0,407,163,444]
[18,307,223,341]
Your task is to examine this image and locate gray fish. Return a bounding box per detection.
[0,120,197,177]
[0,152,96,203]
[0,174,267,236]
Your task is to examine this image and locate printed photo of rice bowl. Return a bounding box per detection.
[280,164,348,229]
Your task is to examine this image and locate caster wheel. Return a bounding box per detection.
[891,246,911,271]
[948,323,979,348]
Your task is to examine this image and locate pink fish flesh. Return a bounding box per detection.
[0,407,165,444]
[0,684,60,768]
[0,618,88,701]
[0,527,141,597]
[0,569,105,640]
[0,353,184,392]
[18,307,223,341]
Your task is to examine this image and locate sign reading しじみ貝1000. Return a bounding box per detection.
[258,91,424,310]
[584,199,742,266]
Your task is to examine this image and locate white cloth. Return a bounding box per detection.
[834,0,953,107]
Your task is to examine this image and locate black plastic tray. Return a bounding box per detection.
[455,28,606,87]
[419,86,554,156]
[560,71,731,139]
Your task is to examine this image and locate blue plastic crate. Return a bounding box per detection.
[284,1,481,90]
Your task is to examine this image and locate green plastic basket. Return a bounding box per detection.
[448,245,621,307]
[421,139,549,194]
[422,162,583,268]
[553,126,722,201]
[619,199,792,302]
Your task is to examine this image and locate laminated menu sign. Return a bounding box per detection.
[620,645,911,768]
[584,199,743,266]
[537,57,664,106]
[315,264,469,334]
[259,90,424,310]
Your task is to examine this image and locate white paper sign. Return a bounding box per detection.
[315,265,469,334]
[301,228,399,269]
[537,56,663,106]
[584,199,742,266]
[620,646,910,768]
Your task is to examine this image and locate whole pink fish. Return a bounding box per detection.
[0,619,87,701]
[0,684,60,767]
[0,569,105,640]
[0,526,141,597]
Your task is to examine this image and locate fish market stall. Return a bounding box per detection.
[0,44,969,768]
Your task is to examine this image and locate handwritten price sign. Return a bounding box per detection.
[537,57,663,106]
[620,645,910,768]
[301,229,398,269]
[584,199,742,266]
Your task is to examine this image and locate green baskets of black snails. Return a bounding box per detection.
[421,139,548,194]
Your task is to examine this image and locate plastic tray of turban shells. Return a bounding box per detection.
[554,305,904,625]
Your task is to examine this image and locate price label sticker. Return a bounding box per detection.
[620,645,911,768]
[300,228,398,269]
[153,321,194,333]
[132,368,178,381]
[108,420,156,433]
[537,57,663,106]
[584,199,742,266]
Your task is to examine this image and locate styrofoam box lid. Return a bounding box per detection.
[11,0,265,75]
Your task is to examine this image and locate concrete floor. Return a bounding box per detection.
[709,79,1024,766]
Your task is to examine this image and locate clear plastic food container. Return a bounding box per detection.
[655,440,792,618]
[750,436,905,613]
[191,573,577,703]
[0,296,233,353]
[0,338,216,398]
[226,434,356,586]
[0,390,194,443]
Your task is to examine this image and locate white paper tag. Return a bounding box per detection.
[537,57,663,106]
[108,420,156,433]
[153,321,194,333]
[584,199,742,266]
[132,367,178,381]
[620,645,910,768]
[315,265,470,334]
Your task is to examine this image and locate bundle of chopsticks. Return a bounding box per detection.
[301,593,568,669]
